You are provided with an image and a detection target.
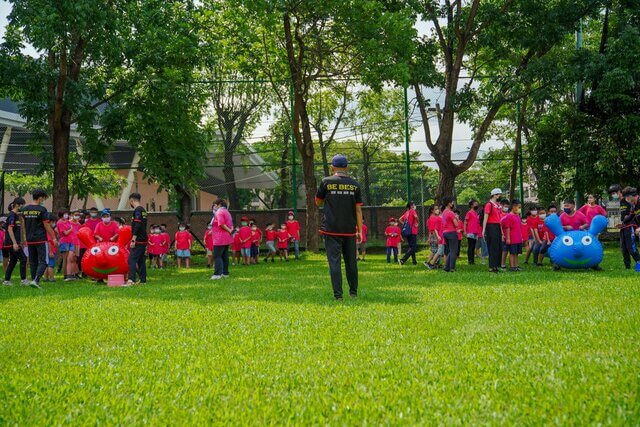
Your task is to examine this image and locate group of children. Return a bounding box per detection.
[1,203,129,284]
[203,211,302,266]
[415,197,603,272]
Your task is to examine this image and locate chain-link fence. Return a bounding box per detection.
[1,79,539,244]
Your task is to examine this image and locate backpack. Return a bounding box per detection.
[401,213,413,238]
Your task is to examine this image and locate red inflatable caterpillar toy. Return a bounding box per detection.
[77,226,132,280]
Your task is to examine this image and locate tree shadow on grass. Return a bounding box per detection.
[0,252,632,306]
[0,259,421,306]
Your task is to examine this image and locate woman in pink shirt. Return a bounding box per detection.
[578,194,607,226]
[464,200,481,265]
[441,197,460,272]
[211,199,234,279]
[399,201,419,265]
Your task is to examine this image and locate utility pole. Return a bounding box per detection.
[404,86,411,202]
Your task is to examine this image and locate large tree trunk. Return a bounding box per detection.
[436,166,456,202]
[175,185,192,223]
[223,146,240,209]
[283,12,319,252]
[52,124,71,212]
[297,102,319,252]
[278,131,289,208]
[49,36,86,213]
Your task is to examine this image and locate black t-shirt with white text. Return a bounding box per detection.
[22,204,49,243]
[3,211,22,247]
[315,173,363,236]
[131,206,148,243]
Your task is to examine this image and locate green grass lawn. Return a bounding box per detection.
[1,247,639,425]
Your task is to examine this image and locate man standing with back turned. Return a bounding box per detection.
[315,154,364,300]
[127,192,148,286]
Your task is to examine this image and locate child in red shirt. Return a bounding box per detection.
[264,223,277,263]
[426,206,443,268]
[357,221,368,261]
[231,227,242,266]
[521,215,532,261]
[276,224,290,261]
[94,210,120,243]
[45,214,58,283]
[204,224,214,268]
[502,200,524,271]
[250,222,263,264]
[174,223,193,268]
[385,218,401,263]
[238,217,253,265]
[454,210,464,259]
[285,211,301,260]
[147,225,163,269]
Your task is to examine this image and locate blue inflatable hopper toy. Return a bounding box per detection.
[544,214,607,269]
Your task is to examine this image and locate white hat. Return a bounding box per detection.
[490,188,503,196]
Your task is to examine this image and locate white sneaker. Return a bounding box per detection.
[2,280,12,286]
[123,280,135,287]
[221,275,229,278]
[29,280,41,289]
[210,275,223,280]
[20,279,30,286]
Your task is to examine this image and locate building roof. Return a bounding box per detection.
[0,98,277,192]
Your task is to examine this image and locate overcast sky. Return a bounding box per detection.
[0,1,506,162]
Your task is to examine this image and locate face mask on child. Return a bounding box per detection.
[611,194,619,200]
[90,213,98,218]
[540,214,547,220]
[63,213,69,220]
[179,227,186,231]
[102,217,111,224]
[502,207,509,212]
[563,208,572,214]
[288,215,294,220]
[241,222,247,226]
[73,215,80,221]
[531,210,538,215]
[207,225,212,230]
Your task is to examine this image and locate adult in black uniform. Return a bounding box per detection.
[609,184,640,269]
[21,188,57,288]
[127,192,148,286]
[621,186,640,270]
[2,197,28,286]
[315,154,364,300]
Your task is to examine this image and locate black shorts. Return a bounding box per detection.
[1,248,9,258]
[250,244,259,257]
[507,243,522,255]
